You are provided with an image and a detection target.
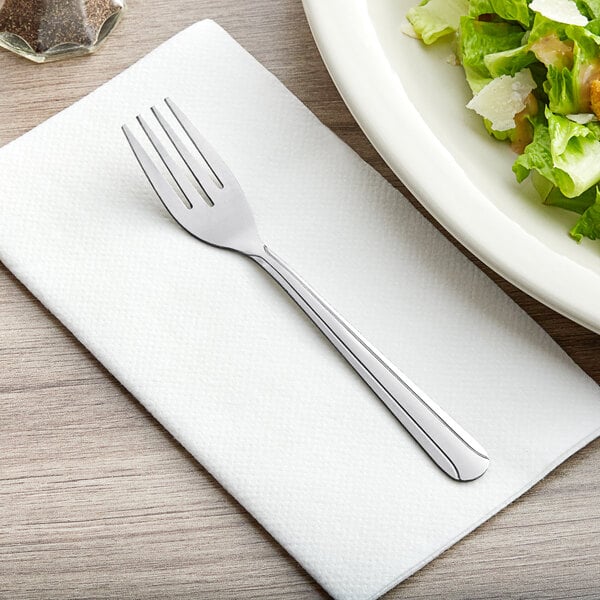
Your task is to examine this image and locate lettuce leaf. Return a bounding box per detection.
[577,0,600,19]
[407,0,469,44]
[570,188,600,240]
[513,117,557,183]
[587,17,600,34]
[529,13,568,42]
[469,0,531,26]
[544,25,600,113]
[460,16,528,91]
[545,65,578,113]
[547,109,600,197]
[513,109,600,199]
[484,44,538,77]
[544,183,598,212]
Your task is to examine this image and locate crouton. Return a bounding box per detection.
[590,79,600,119]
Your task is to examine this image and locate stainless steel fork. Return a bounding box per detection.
[122,98,490,481]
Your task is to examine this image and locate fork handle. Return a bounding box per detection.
[250,246,489,481]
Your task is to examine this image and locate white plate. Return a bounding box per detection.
[303,0,600,334]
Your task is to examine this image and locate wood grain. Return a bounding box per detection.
[1,1,599,598]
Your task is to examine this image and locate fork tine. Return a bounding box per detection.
[122,124,191,225]
[165,98,236,189]
[136,115,206,208]
[151,105,222,198]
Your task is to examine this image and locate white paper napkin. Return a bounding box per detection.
[1,20,599,600]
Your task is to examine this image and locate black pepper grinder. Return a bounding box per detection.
[0,0,125,62]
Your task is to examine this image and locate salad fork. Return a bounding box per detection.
[122,98,490,481]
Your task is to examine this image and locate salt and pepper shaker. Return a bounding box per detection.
[0,0,125,62]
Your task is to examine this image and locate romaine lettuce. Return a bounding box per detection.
[484,44,537,77]
[545,182,597,213]
[548,109,600,196]
[544,26,600,114]
[570,188,600,239]
[513,109,600,198]
[405,0,600,241]
[460,17,527,91]
[577,0,600,19]
[513,116,556,183]
[469,0,532,26]
[407,0,469,45]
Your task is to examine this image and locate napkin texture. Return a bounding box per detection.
[1,21,599,600]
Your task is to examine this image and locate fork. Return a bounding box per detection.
[122,98,489,482]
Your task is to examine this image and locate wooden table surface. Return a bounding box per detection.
[1,1,599,598]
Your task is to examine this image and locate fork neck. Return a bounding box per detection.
[227,228,265,257]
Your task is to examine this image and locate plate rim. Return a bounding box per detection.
[302,0,600,335]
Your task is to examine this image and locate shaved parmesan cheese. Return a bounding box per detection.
[466,69,537,131]
[529,0,588,26]
[567,113,599,124]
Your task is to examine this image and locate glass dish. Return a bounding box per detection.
[0,0,125,62]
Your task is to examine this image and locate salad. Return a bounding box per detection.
[405,0,600,242]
